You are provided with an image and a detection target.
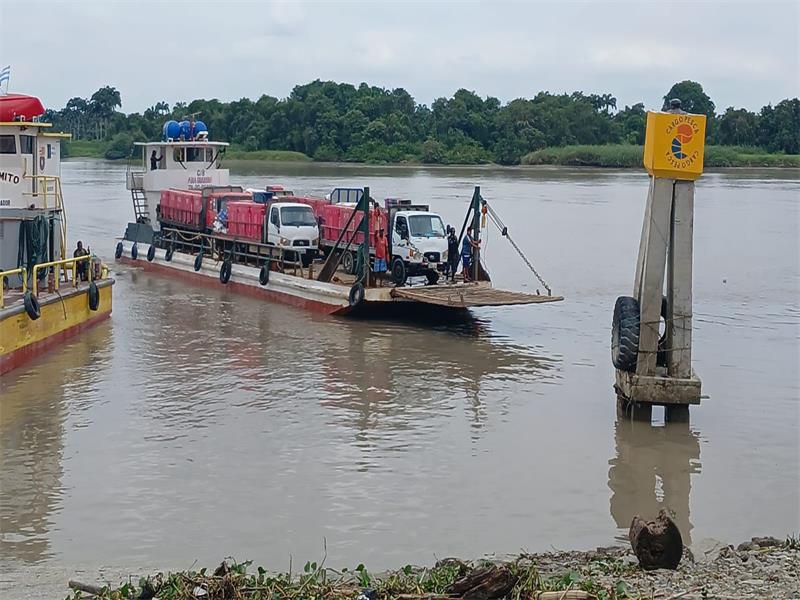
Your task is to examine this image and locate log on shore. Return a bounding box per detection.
[446,564,517,600]
[629,509,683,570]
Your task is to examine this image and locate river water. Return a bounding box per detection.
[1,161,798,574]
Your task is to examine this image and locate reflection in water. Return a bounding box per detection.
[608,418,701,546]
[0,323,112,562]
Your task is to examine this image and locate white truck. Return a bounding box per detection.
[386,199,449,286]
[264,202,319,266]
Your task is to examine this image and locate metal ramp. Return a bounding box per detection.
[391,283,563,308]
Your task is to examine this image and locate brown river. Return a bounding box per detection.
[1,161,798,575]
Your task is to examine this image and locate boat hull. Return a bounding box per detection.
[0,280,113,375]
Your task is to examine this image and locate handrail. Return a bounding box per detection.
[32,255,93,296]
[0,268,27,309]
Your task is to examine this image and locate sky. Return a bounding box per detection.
[1,0,798,114]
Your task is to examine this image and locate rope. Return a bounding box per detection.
[17,215,49,280]
[483,201,552,296]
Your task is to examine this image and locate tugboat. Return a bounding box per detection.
[0,93,114,375]
[115,122,562,316]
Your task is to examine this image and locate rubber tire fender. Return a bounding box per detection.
[391,257,407,286]
[259,263,270,285]
[219,260,232,284]
[611,295,640,373]
[348,281,365,307]
[131,243,138,260]
[23,291,41,321]
[165,246,174,262]
[193,251,203,272]
[146,245,156,262]
[115,242,123,259]
[88,281,100,311]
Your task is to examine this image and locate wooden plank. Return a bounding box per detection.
[634,177,655,295]
[669,181,694,378]
[391,285,563,307]
[636,178,673,376]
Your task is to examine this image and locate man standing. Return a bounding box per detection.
[461,229,480,282]
[150,150,162,170]
[446,225,459,282]
[373,228,388,286]
[73,240,90,281]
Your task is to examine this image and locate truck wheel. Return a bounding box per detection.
[611,296,640,372]
[426,270,439,286]
[391,257,407,286]
[342,250,355,275]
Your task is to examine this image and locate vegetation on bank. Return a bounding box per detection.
[522,144,800,168]
[47,79,799,165]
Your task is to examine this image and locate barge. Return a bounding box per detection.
[0,94,114,375]
[116,122,561,315]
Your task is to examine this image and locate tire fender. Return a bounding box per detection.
[259,263,271,285]
[348,281,365,307]
[131,243,138,260]
[146,245,156,262]
[165,246,174,262]
[611,295,640,372]
[23,291,41,321]
[193,251,203,272]
[115,242,123,259]
[219,260,232,284]
[88,281,100,311]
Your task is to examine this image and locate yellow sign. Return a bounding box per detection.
[643,111,706,180]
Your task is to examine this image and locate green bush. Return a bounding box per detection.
[103,133,133,160]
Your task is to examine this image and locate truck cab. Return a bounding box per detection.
[387,201,448,285]
[265,202,319,265]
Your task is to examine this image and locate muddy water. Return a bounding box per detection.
[1,161,798,573]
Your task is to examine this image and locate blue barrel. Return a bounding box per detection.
[193,120,208,137]
[163,120,180,140]
[179,120,191,140]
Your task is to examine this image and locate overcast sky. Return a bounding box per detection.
[2,0,798,114]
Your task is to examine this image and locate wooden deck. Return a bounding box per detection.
[390,282,564,308]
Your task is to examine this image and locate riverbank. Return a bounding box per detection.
[4,536,794,600]
[63,140,799,168]
[522,144,800,168]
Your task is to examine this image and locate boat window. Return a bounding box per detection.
[206,148,214,162]
[0,135,16,154]
[409,214,446,238]
[173,148,185,162]
[280,206,317,227]
[19,135,35,154]
[187,147,207,162]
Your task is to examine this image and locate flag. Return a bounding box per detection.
[0,65,10,94]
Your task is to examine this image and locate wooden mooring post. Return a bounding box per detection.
[612,99,705,421]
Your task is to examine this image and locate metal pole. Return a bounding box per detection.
[471,186,481,282]
[360,186,371,285]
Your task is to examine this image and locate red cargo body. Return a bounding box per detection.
[225,201,265,241]
[159,188,203,229]
[289,196,381,250]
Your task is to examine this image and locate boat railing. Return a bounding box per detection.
[31,255,98,296]
[0,268,27,309]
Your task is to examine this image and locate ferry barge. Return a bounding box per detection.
[115,122,561,315]
[0,94,114,375]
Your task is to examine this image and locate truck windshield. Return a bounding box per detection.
[280,206,317,226]
[409,214,446,238]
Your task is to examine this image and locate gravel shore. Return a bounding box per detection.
[1,536,797,600]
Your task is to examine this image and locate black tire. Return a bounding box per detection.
[114,242,123,259]
[612,295,640,372]
[391,257,407,286]
[348,282,365,307]
[165,246,174,262]
[219,260,232,284]
[23,291,41,321]
[342,250,355,275]
[88,281,100,311]
[131,243,138,260]
[193,251,203,272]
[426,270,440,286]
[146,245,156,262]
[259,263,270,285]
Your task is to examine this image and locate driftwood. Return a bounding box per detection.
[532,592,594,599]
[68,580,106,596]
[446,564,517,600]
[629,509,683,570]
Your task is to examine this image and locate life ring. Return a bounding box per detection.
[88,281,100,311]
[131,243,138,260]
[259,263,270,285]
[219,260,232,284]
[193,251,203,272]
[146,245,156,262]
[348,281,365,307]
[165,246,174,262]
[115,242,123,259]
[23,291,41,321]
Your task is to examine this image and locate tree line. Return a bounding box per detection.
[45,80,800,164]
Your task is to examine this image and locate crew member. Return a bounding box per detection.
[73,240,90,281]
[461,229,480,282]
[373,228,388,286]
[150,150,162,170]
[446,225,459,282]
